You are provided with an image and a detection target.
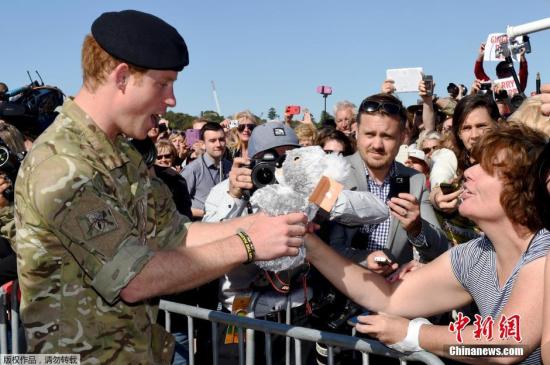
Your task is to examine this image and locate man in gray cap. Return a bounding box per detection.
[14,10,307,364]
[203,121,303,363]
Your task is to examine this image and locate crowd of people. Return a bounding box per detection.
[1,8,550,365]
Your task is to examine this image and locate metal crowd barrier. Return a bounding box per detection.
[159,300,444,365]
[0,280,20,354]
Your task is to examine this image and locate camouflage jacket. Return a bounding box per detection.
[14,99,190,364]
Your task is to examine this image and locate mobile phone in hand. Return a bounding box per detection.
[440,182,459,195]
[374,256,392,266]
[423,75,434,96]
[388,175,410,200]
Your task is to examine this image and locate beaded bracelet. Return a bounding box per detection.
[236,230,255,264]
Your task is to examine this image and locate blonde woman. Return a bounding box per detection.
[227,110,257,160]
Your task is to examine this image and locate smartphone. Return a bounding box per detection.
[285,105,301,115]
[229,120,239,129]
[374,256,392,266]
[440,182,459,195]
[423,75,434,96]
[388,175,410,200]
[185,129,201,147]
[316,85,333,95]
[347,311,370,326]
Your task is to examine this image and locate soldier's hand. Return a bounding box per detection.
[246,212,307,261]
[228,157,252,199]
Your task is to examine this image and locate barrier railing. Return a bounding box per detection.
[159,300,444,365]
[0,280,20,354]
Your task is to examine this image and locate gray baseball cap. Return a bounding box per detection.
[248,121,300,158]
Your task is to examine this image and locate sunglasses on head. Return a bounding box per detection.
[359,100,403,116]
[237,123,256,132]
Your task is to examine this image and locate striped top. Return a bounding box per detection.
[451,229,550,365]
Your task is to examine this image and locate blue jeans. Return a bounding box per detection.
[172,331,189,365]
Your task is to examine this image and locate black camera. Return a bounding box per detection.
[479,82,493,98]
[249,151,286,189]
[510,94,526,110]
[447,83,459,97]
[495,89,509,101]
[0,138,25,201]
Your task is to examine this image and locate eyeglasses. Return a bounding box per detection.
[422,146,438,154]
[359,100,403,116]
[156,154,173,160]
[237,124,256,132]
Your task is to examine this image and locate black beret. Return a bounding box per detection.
[91,10,189,71]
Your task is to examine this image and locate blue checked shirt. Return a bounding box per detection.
[359,163,427,253]
[359,163,397,252]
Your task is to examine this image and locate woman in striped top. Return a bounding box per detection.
[306,123,548,364]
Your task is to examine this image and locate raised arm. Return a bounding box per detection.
[418,78,436,133]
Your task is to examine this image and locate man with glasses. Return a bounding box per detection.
[181,122,231,220]
[330,93,448,276]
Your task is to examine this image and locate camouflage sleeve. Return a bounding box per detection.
[0,205,15,243]
[148,176,191,250]
[25,155,154,304]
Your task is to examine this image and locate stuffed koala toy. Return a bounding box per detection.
[250,146,388,272]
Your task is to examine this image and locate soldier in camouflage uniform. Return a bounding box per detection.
[13,10,307,364]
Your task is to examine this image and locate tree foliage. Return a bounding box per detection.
[267,107,279,120]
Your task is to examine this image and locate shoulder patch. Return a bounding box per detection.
[78,207,118,240]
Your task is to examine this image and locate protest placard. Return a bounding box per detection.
[483,33,520,62]
[494,77,519,96]
[386,68,423,93]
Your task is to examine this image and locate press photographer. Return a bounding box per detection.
[203,121,310,364]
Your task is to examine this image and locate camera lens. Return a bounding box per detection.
[251,162,276,188]
[255,166,274,186]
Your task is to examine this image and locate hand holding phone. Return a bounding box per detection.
[285,105,301,116]
[422,75,434,97]
[388,176,410,200]
[374,256,392,266]
[439,182,459,195]
[185,129,201,148]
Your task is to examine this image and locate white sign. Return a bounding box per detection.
[484,33,520,62]
[494,77,519,96]
[386,67,423,93]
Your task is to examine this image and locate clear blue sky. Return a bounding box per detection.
[1,1,549,121]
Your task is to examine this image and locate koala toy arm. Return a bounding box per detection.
[329,190,389,226]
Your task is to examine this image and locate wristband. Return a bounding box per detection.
[236,229,255,264]
[387,317,431,353]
